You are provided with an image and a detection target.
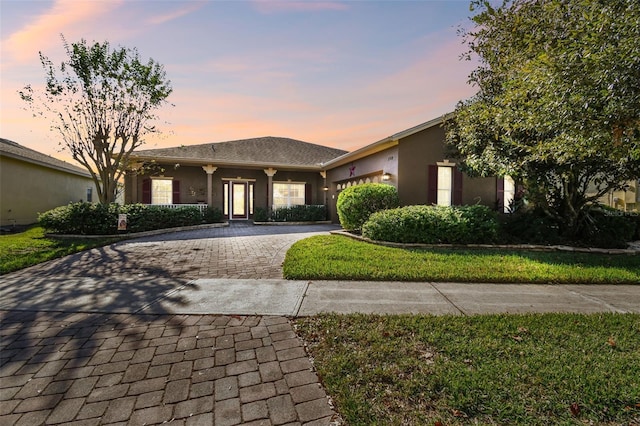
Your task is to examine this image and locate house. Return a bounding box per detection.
[124,116,509,222]
[125,137,347,220]
[0,138,96,227]
[322,116,506,220]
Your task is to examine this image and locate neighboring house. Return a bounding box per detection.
[0,138,96,227]
[593,180,639,212]
[125,137,347,220]
[124,117,509,222]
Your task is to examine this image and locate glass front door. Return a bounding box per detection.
[231,182,247,219]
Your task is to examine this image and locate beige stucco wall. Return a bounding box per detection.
[0,156,95,226]
[325,146,399,222]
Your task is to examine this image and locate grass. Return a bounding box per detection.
[296,313,640,426]
[283,235,640,283]
[0,226,118,275]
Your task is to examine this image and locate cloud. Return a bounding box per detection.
[251,0,349,14]
[2,0,124,65]
[146,2,207,25]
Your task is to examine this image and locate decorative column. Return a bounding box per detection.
[264,167,277,211]
[202,165,218,206]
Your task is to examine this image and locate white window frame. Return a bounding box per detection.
[273,181,305,209]
[436,166,453,206]
[503,175,516,213]
[151,177,173,205]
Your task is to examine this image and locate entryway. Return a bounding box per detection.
[223,180,254,220]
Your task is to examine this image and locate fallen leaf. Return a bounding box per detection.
[607,336,617,348]
[452,409,467,418]
[570,403,580,417]
[517,326,529,333]
[434,422,444,426]
[512,335,523,342]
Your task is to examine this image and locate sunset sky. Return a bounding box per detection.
[1,0,479,165]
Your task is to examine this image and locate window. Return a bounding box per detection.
[273,182,305,208]
[152,179,173,204]
[86,188,93,203]
[437,166,453,206]
[503,176,515,213]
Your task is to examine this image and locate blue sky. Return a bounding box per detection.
[1,0,478,163]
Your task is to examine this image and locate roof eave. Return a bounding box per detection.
[321,115,448,169]
[0,151,93,178]
[127,155,325,171]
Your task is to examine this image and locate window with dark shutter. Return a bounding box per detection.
[453,168,463,205]
[497,177,505,212]
[305,183,312,205]
[142,179,151,204]
[427,165,438,204]
[172,180,180,204]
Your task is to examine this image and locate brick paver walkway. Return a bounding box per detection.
[6,223,337,280]
[0,223,341,425]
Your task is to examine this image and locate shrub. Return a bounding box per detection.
[271,205,326,222]
[337,183,400,232]
[38,203,221,235]
[362,204,499,244]
[576,207,637,249]
[498,208,563,245]
[203,206,224,224]
[253,207,269,222]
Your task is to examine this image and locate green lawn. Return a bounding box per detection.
[283,235,640,284]
[0,226,118,275]
[296,313,640,425]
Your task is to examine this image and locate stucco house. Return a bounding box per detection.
[124,116,513,222]
[125,137,347,220]
[0,138,96,227]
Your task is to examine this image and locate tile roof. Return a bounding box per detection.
[0,138,92,177]
[130,136,348,168]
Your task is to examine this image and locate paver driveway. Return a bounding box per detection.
[0,223,342,426]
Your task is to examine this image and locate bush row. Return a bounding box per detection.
[253,205,327,222]
[362,204,499,244]
[500,207,639,248]
[39,203,223,235]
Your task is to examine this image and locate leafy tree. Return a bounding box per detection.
[447,0,640,237]
[20,36,172,204]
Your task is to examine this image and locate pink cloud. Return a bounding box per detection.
[2,0,124,65]
[251,0,349,14]
[146,2,208,25]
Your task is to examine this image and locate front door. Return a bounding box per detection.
[231,181,248,219]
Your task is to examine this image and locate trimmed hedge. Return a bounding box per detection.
[271,205,327,222]
[337,183,400,232]
[38,203,223,235]
[362,204,499,244]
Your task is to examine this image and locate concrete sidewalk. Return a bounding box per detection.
[1,275,638,317]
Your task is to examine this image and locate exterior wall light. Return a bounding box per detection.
[322,186,329,191]
[382,173,392,181]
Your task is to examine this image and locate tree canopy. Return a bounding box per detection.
[20,37,172,204]
[447,0,640,236]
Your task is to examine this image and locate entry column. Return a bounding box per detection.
[202,165,218,206]
[264,167,277,213]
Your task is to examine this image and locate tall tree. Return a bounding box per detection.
[447,0,640,236]
[20,37,172,204]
